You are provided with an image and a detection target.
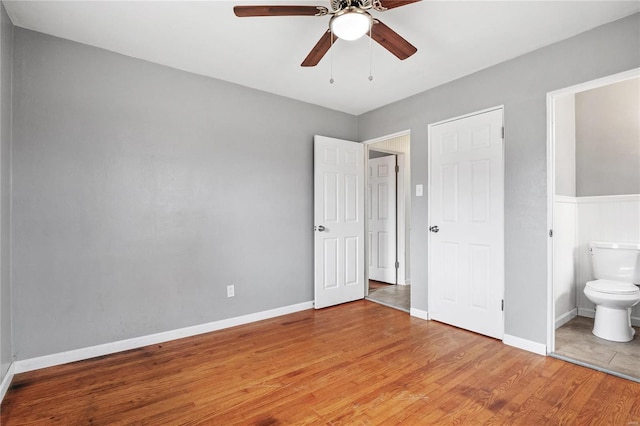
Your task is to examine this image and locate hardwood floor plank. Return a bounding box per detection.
[2,300,639,425]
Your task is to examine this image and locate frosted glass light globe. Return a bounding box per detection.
[330,9,372,41]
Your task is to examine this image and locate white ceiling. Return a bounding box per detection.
[4,1,639,115]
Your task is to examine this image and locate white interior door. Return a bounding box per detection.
[314,135,365,309]
[368,155,397,284]
[428,108,504,339]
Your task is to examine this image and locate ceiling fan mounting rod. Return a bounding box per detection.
[331,0,387,12]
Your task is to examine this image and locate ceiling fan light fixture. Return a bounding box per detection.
[330,7,372,41]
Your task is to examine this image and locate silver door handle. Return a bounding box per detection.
[429,225,439,233]
[316,225,326,232]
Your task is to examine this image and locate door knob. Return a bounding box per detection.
[429,225,439,233]
[316,225,326,232]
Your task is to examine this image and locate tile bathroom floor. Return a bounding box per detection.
[366,280,410,312]
[555,316,640,380]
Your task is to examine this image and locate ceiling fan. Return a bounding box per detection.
[234,0,419,67]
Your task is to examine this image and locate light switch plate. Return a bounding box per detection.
[416,184,423,197]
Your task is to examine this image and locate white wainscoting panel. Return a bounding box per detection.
[553,196,578,328]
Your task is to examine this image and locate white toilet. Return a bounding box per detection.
[584,241,640,342]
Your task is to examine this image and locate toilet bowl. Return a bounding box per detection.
[583,241,640,343]
[584,280,640,342]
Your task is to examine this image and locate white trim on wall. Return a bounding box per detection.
[556,308,578,329]
[362,129,411,145]
[14,301,313,374]
[409,308,429,321]
[576,194,640,203]
[0,362,15,402]
[503,334,547,356]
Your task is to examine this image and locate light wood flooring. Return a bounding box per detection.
[367,280,410,312]
[3,301,640,425]
[555,315,640,381]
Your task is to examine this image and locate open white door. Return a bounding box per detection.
[314,135,365,309]
[368,155,397,284]
[428,108,504,339]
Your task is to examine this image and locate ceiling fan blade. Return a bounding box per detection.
[301,30,334,67]
[234,5,328,17]
[377,0,421,10]
[369,19,417,60]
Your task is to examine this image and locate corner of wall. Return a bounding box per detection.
[0,361,14,404]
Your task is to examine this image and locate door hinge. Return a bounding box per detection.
[501,126,505,139]
[395,165,399,174]
[501,299,504,311]
[549,229,553,238]
[395,261,400,269]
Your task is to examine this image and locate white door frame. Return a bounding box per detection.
[427,106,504,335]
[545,68,640,354]
[363,130,411,294]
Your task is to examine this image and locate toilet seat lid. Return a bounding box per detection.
[586,280,640,295]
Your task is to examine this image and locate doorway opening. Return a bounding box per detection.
[547,69,640,382]
[364,131,411,312]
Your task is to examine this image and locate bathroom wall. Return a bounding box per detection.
[553,196,577,327]
[553,77,640,328]
[576,78,640,196]
[553,93,578,327]
[554,94,576,197]
[553,93,578,328]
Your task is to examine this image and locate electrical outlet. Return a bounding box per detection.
[227,285,235,298]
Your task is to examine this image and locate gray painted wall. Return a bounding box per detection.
[576,77,640,196]
[11,28,357,359]
[0,3,13,381]
[554,94,576,197]
[357,13,640,345]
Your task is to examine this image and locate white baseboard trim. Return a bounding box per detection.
[578,308,640,327]
[1,362,15,403]
[503,334,547,356]
[555,308,578,329]
[410,308,429,321]
[14,301,314,374]
[578,307,595,319]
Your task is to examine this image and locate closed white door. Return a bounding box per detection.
[368,155,397,284]
[314,135,365,309]
[428,108,504,339]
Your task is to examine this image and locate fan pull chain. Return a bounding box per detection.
[329,31,335,84]
[368,19,373,81]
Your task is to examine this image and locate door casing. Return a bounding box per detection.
[363,131,411,297]
[545,68,640,353]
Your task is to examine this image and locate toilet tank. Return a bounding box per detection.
[589,241,640,284]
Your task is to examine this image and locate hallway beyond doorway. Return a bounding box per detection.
[367,280,410,312]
